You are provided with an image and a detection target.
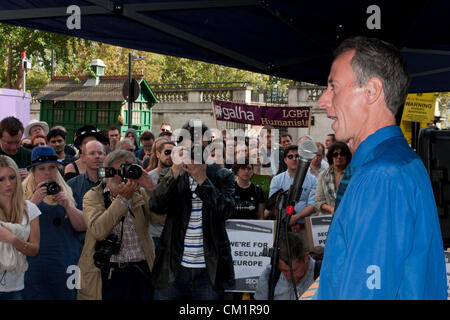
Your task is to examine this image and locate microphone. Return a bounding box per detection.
[286,140,317,215]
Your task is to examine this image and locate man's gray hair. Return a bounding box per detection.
[103,150,136,167]
[334,36,410,117]
[115,138,135,151]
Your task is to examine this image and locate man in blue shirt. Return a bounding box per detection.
[67,140,106,210]
[269,145,317,232]
[316,36,447,299]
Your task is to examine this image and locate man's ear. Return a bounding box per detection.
[364,77,383,105]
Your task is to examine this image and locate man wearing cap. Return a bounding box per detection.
[24,119,49,141]
[0,116,32,179]
[64,125,104,181]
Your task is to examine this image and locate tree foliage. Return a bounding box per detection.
[0,23,295,96]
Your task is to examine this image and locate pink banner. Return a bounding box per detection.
[213,100,310,127]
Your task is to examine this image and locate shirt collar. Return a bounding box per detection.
[83,171,99,184]
[348,125,403,174]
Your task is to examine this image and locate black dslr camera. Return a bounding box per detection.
[42,180,61,195]
[98,161,142,182]
[93,233,122,269]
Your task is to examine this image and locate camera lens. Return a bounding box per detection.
[126,164,142,180]
[46,181,61,195]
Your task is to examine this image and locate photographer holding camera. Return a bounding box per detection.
[77,150,163,300]
[150,120,235,300]
[22,146,86,300]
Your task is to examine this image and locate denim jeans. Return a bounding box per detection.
[156,266,224,300]
[0,290,22,300]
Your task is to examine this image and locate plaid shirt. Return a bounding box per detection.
[315,166,344,215]
[104,186,146,263]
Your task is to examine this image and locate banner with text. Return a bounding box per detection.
[225,219,275,292]
[213,100,310,127]
[305,215,332,250]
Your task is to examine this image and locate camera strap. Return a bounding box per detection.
[102,184,125,245]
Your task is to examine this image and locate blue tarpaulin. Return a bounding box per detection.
[1,0,450,92]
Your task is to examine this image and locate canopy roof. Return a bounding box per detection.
[1,1,450,92]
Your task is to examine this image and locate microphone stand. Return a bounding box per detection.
[268,189,288,300]
[267,188,298,300]
[267,141,316,300]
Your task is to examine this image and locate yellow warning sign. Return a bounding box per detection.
[402,93,437,123]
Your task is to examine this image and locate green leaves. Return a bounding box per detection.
[0,24,296,96]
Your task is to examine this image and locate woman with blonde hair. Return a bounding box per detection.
[0,156,40,300]
[146,136,169,172]
[22,147,86,300]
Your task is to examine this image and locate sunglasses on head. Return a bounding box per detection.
[287,154,300,160]
[333,152,346,157]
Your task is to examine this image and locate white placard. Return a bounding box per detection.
[225,219,275,292]
[306,215,332,249]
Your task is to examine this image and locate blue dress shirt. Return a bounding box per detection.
[318,125,447,300]
[269,170,317,223]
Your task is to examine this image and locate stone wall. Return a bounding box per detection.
[31,83,335,145]
[152,84,333,145]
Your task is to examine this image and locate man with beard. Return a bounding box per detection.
[147,140,174,248]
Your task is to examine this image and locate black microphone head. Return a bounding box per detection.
[299,140,317,161]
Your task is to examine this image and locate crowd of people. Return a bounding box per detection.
[0,35,446,301]
[0,112,346,300]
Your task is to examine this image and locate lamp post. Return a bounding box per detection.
[21,51,31,92]
[128,52,145,129]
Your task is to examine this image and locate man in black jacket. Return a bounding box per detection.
[150,120,235,300]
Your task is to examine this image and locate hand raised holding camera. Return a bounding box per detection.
[171,146,186,179]
[53,190,72,210]
[117,179,139,200]
[30,181,48,205]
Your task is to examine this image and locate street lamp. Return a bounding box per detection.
[128,52,145,128]
[21,51,32,92]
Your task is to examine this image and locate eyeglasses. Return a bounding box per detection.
[333,152,346,158]
[164,149,172,156]
[286,154,300,160]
